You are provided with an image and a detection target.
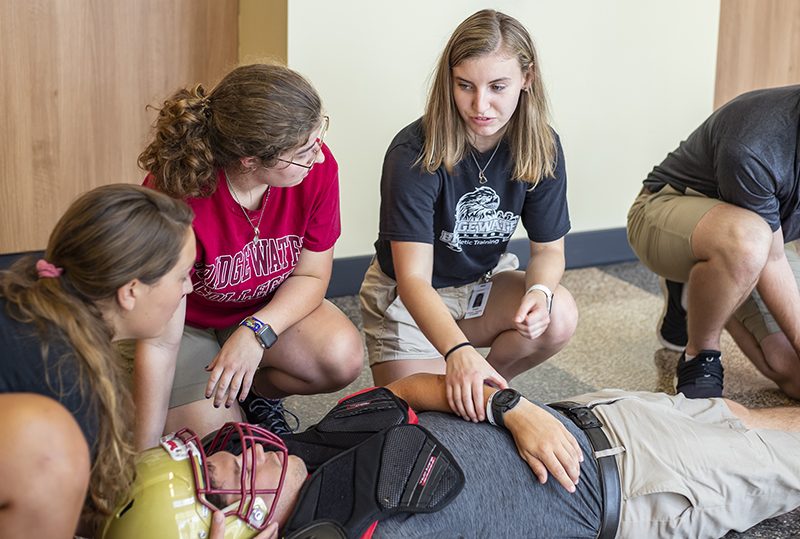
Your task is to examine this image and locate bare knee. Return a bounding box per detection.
[775,374,800,400]
[707,211,771,279]
[543,286,579,347]
[316,325,365,390]
[759,342,800,399]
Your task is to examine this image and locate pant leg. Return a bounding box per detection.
[568,390,800,538]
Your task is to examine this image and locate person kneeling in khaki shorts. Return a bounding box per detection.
[628,85,800,399]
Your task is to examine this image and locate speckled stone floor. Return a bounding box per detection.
[286,261,800,538]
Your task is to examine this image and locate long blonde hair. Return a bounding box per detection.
[0,185,193,530]
[421,9,556,186]
[138,63,323,199]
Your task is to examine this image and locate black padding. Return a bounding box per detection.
[316,388,410,433]
[284,425,464,538]
[283,520,349,539]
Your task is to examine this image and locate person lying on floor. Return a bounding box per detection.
[101,373,800,539]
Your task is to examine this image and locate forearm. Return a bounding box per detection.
[254,273,327,334]
[388,373,537,435]
[133,340,178,450]
[395,275,470,355]
[387,373,496,413]
[756,238,800,350]
[525,242,565,292]
[387,374,582,492]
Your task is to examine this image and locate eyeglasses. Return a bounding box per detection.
[276,116,329,170]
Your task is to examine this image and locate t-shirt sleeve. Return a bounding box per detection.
[521,134,571,242]
[378,142,441,245]
[716,140,781,231]
[302,145,342,252]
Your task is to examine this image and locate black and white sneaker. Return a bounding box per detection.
[676,350,724,398]
[240,391,299,435]
[658,278,688,352]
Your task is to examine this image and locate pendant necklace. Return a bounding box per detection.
[470,141,502,185]
[224,169,270,242]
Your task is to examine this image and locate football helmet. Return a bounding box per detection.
[101,422,289,538]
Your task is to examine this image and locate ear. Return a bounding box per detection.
[522,63,534,91]
[239,156,260,172]
[116,279,139,312]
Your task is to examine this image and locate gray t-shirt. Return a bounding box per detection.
[643,85,800,241]
[374,406,602,538]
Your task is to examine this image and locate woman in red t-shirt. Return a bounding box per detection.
[135,64,363,450]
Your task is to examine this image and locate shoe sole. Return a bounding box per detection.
[657,278,686,352]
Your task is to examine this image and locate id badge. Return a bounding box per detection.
[465,282,492,319]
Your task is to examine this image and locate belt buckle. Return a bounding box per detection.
[564,405,603,430]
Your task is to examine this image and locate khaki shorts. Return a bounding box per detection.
[628,185,800,342]
[169,323,239,408]
[566,389,800,538]
[117,324,239,408]
[358,253,518,366]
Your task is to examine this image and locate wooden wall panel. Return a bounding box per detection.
[0,0,238,254]
[240,0,287,64]
[715,0,800,108]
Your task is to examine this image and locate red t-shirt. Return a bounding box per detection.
[147,144,341,329]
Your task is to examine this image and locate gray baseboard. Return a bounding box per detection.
[327,227,635,298]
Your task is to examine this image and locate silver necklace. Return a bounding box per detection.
[470,141,502,185]
[224,169,270,242]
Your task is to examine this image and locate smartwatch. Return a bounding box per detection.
[488,388,522,428]
[240,316,278,349]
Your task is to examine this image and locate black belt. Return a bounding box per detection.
[548,401,621,539]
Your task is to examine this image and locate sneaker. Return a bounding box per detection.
[240,391,299,435]
[658,278,688,352]
[675,350,724,398]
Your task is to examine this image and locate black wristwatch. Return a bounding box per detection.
[240,316,278,349]
[490,388,522,428]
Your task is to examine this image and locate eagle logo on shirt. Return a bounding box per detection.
[440,186,519,252]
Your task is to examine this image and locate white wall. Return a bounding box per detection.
[287,1,720,258]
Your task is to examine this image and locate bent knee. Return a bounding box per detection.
[547,288,579,344]
[318,329,365,388]
[775,374,800,400]
[761,348,800,399]
[712,212,772,272]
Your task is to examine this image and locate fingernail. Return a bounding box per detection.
[205,394,210,399]
[225,403,231,408]
[213,403,220,408]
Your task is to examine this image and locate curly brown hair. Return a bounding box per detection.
[139,63,323,199]
[0,185,194,531]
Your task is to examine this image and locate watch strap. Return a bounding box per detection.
[488,388,522,429]
[526,283,553,313]
[240,316,277,349]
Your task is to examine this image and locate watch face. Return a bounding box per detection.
[257,324,278,348]
[494,389,520,408]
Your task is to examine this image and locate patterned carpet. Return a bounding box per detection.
[287,261,800,538]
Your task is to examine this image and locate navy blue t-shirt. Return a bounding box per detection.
[376,119,571,288]
[643,85,800,241]
[0,296,98,454]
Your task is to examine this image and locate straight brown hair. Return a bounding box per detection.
[421,9,556,186]
[0,184,193,530]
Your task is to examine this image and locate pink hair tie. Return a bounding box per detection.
[36,259,64,278]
